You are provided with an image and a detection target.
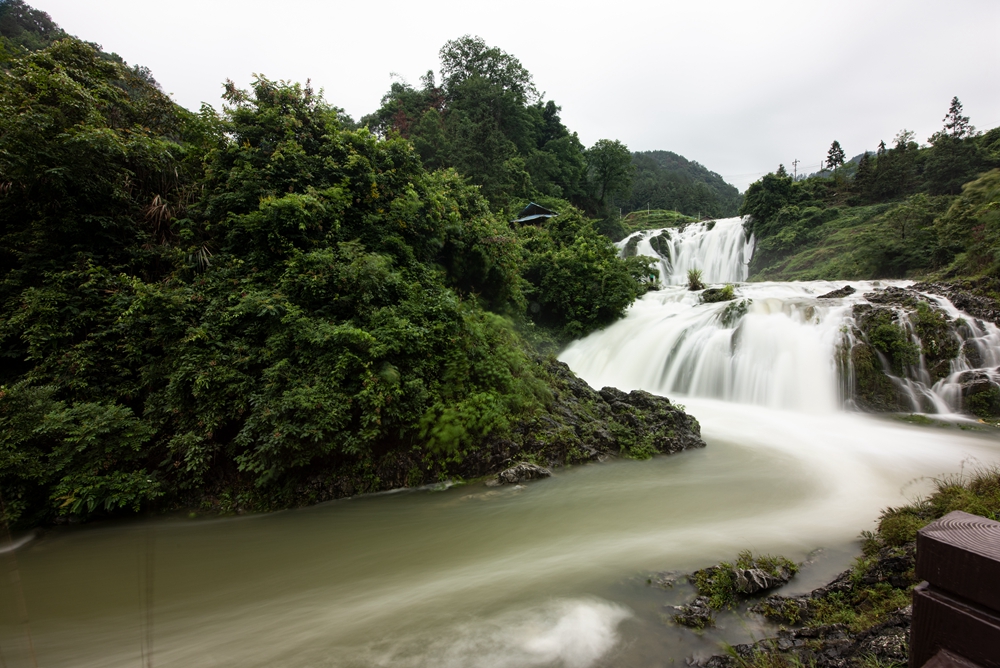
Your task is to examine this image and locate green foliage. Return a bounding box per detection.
[586,138,634,207]
[621,150,742,219]
[520,208,649,340]
[692,551,798,610]
[0,35,653,527]
[826,140,845,171]
[720,299,752,327]
[687,268,705,291]
[0,0,64,53]
[701,284,735,303]
[362,36,588,208]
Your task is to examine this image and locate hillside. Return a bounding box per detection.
[619,150,743,220]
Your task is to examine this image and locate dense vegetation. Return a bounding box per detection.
[740,100,1000,282]
[0,4,675,528]
[619,150,742,220]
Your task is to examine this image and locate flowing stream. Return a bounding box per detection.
[2,219,999,668]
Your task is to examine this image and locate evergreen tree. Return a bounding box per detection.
[776,164,789,177]
[826,141,846,171]
[854,151,874,200]
[943,96,975,139]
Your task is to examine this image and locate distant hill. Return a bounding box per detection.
[0,0,64,52]
[616,150,743,219]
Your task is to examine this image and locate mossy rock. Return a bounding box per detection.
[701,285,736,303]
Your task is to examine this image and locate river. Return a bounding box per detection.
[1,219,998,667]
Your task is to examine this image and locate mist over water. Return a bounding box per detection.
[2,218,999,667]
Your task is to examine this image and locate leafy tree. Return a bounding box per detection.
[854,152,875,200]
[586,139,634,207]
[362,36,588,208]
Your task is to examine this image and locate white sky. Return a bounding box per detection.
[30,0,1000,192]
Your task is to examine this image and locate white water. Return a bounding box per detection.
[565,217,1000,416]
[2,218,1000,668]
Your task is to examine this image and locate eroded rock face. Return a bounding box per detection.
[486,462,552,487]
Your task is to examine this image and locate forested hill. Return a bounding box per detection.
[619,150,743,219]
[740,104,1000,283]
[0,2,701,529]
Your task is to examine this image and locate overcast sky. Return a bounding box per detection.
[30,0,1000,192]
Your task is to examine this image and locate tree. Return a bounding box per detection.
[776,164,789,177]
[925,97,984,195]
[854,152,875,200]
[943,96,975,139]
[586,139,633,206]
[826,141,846,171]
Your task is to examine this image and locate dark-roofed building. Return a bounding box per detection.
[511,202,557,225]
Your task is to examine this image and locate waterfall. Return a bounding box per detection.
[619,217,754,285]
[563,218,1000,417]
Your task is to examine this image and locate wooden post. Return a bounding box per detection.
[911,510,1000,668]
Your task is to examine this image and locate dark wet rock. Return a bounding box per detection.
[864,285,920,308]
[818,285,856,299]
[699,546,917,668]
[913,280,1000,328]
[958,369,1000,417]
[486,462,552,486]
[672,596,715,629]
[623,235,641,258]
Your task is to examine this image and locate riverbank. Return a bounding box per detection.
[188,357,705,515]
[685,467,1000,668]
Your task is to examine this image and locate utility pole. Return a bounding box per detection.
[792,159,799,181]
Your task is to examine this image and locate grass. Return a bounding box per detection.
[621,209,696,235]
[693,550,798,610]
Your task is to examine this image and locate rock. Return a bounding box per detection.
[734,566,793,594]
[671,596,715,629]
[913,281,1000,328]
[486,462,551,486]
[701,287,736,303]
[817,285,856,299]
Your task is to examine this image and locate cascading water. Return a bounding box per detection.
[625,218,754,284]
[562,217,1000,416]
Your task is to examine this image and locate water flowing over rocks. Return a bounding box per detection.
[566,221,1000,418]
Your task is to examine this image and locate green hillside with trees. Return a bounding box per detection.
[0,2,680,528]
[741,99,1000,287]
[618,150,743,220]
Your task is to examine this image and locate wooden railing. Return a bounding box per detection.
[911,510,1000,668]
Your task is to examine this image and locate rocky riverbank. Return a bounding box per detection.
[267,356,705,510]
[671,467,1000,668]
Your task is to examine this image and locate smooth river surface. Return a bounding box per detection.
[2,401,997,667]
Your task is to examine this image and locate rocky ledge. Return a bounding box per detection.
[692,542,916,668]
[913,280,1000,328]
